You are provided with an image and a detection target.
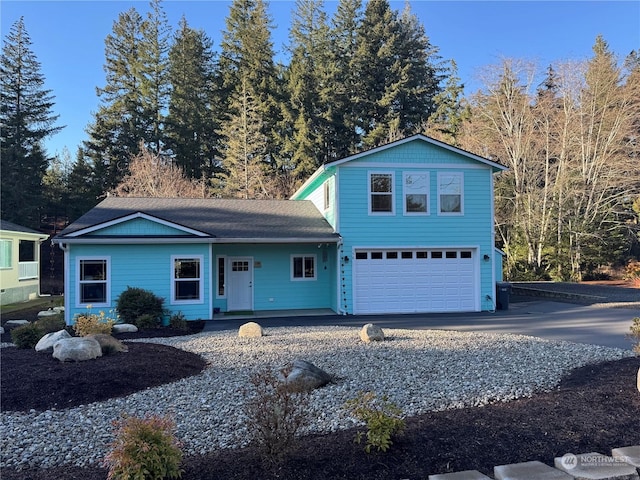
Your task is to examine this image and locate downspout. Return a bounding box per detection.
[56,241,71,325]
[37,237,51,298]
[336,237,346,315]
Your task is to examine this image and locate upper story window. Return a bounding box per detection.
[438,172,464,215]
[172,256,203,303]
[369,172,394,214]
[0,239,12,269]
[78,257,109,306]
[403,172,429,215]
[323,181,331,210]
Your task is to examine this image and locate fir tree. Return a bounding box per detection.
[1,17,62,228]
[166,17,222,180]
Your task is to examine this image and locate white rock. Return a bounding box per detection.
[0,326,4,334]
[52,337,102,362]
[238,322,264,338]
[53,306,65,313]
[37,310,60,319]
[35,330,71,352]
[112,323,138,333]
[5,320,29,327]
[359,323,384,343]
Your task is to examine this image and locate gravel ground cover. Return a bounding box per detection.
[1,326,633,471]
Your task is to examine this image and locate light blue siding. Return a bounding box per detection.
[212,244,336,313]
[65,243,211,324]
[333,140,498,313]
[87,218,191,236]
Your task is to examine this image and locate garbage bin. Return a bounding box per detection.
[496,282,512,310]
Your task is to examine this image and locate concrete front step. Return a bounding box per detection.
[554,452,640,480]
[428,471,491,480]
[494,460,574,479]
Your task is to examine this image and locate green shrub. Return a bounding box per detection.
[630,317,640,354]
[35,314,65,334]
[135,313,160,330]
[345,391,405,453]
[116,287,165,325]
[243,367,310,466]
[73,309,115,336]
[10,323,44,349]
[104,414,183,480]
[169,312,188,331]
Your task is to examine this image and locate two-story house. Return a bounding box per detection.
[53,135,506,324]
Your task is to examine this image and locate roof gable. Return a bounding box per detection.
[66,213,208,238]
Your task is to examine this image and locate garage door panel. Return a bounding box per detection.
[354,248,478,314]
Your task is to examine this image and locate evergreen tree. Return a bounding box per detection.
[352,0,441,148]
[219,79,272,199]
[424,59,468,144]
[83,0,171,195]
[66,149,98,221]
[219,0,282,173]
[325,0,363,158]
[166,17,221,180]
[0,17,62,228]
[284,0,332,177]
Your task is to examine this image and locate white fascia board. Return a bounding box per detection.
[66,212,209,238]
[290,165,327,199]
[53,236,340,245]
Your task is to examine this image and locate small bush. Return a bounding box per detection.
[624,261,640,287]
[630,317,640,354]
[35,314,66,334]
[73,309,115,337]
[243,367,310,466]
[10,323,44,349]
[135,313,160,330]
[345,391,405,453]
[116,287,165,325]
[104,414,183,480]
[169,312,188,331]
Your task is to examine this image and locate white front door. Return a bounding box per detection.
[228,257,253,311]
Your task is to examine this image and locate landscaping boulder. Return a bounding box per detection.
[359,323,384,343]
[0,326,4,335]
[53,337,102,362]
[35,329,71,352]
[112,323,138,333]
[238,322,264,338]
[37,309,60,319]
[280,359,332,391]
[5,320,29,327]
[86,333,129,354]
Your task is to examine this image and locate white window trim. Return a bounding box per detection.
[216,255,227,298]
[76,256,111,308]
[403,171,430,216]
[290,254,317,281]
[171,255,204,305]
[323,181,331,211]
[368,171,395,215]
[437,171,464,216]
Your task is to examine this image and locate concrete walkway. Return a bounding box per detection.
[204,300,640,350]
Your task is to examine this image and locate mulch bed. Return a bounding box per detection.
[1,306,639,479]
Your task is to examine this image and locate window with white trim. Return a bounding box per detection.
[291,255,316,281]
[78,258,109,306]
[0,239,12,268]
[369,172,394,214]
[438,172,463,214]
[323,181,331,210]
[216,256,226,297]
[403,172,429,214]
[172,256,203,303]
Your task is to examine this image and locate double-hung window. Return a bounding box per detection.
[438,172,464,215]
[291,255,316,281]
[369,172,394,214]
[78,258,109,306]
[0,239,12,269]
[172,256,203,303]
[403,172,429,215]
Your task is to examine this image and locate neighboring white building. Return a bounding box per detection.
[0,220,49,306]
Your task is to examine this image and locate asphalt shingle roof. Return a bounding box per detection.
[0,220,47,236]
[56,197,339,242]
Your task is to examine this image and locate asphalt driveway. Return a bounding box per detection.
[204,298,640,350]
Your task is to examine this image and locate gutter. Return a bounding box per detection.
[52,236,341,245]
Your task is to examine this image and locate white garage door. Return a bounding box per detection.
[353,249,477,314]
